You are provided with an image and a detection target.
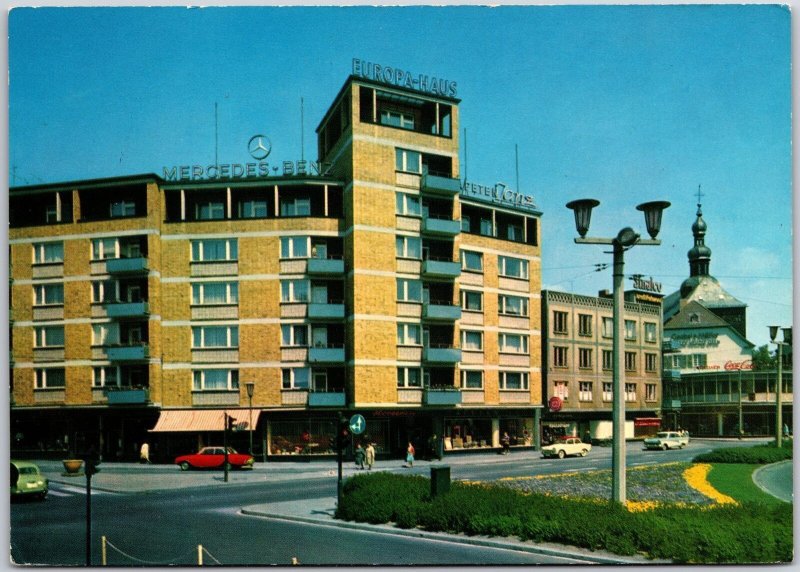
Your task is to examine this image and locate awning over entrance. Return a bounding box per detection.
[148,409,261,433]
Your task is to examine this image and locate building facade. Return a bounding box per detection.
[10,71,543,461]
[540,290,663,443]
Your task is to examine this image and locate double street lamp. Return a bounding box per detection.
[768,326,792,447]
[566,198,670,505]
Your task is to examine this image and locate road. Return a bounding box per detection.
[9,438,765,566]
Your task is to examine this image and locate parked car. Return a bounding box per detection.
[643,431,690,450]
[541,437,591,459]
[175,447,255,471]
[10,460,48,501]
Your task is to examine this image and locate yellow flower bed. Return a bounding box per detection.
[683,463,738,506]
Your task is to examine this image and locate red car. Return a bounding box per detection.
[175,447,255,471]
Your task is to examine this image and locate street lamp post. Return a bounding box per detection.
[246,382,255,456]
[768,326,792,447]
[566,198,670,505]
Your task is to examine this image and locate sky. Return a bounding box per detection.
[7,4,793,348]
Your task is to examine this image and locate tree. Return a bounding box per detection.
[751,344,776,371]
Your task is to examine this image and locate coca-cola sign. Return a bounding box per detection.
[724,360,754,371]
[548,396,563,412]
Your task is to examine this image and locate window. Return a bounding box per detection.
[460,250,483,272]
[461,330,483,351]
[578,348,593,369]
[461,370,483,389]
[280,197,311,217]
[625,383,637,402]
[191,282,238,305]
[196,201,225,220]
[579,382,593,402]
[92,323,120,346]
[645,353,658,372]
[498,256,529,279]
[396,193,421,216]
[46,204,59,223]
[281,280,310,303]
[553,311,568,334]
[397,279,423,303]
[34,326,64,347]
[665,353,709,370]
[192,326,239,348]
[91,238,118,260]
[645,384,658,402]
[460,290,483,311]
[191,239,237,262]
[397,323,422,345]
[397,367,422,388]
[110,201,136,218]
[281,368,310,390]
[603,382,613,401]
[554,381,568,400]
[578,314,593,336]
[602,317,614,338]
[644,322,657,343]
[35,368,65,389]
[602,349,613,371]
[194,369,239,391]
[553,346,568,367]
[92,280,118,303]
[395,148,421,173]
[480,217,494,237]
[396,236,422,259]
[93,366,119,388]
[625,320,637,341]
[33,242,64,264]
[499,333,529,354]
[280,237,310,259]
[240,200,267,218]
[499,295,528,317]
[461,215,471,232]
[281,324,309,347]
[506,223,524,242]
[625,351,637,372]
[33,283,64,306]
[500,371,529,390]
[381,109,414,129]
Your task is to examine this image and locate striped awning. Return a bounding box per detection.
[148,409,261,433]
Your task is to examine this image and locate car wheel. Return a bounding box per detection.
[557,450,566,459]
[580,449,588,457]
[179,461,190,471]
[662,444,669,451]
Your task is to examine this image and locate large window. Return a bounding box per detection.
[499,295,528,317]
[192,326,239,348]
[93,366,119,388]
[554,381,568,400]
[665,353,708,369]
[461,370,483,389]
[282,368,310,390]
[500,371,529,390]
[645,384,658,402]
[460,250,483,272]
[578,348,593,369]
[239,200,267,219]
[498,256,529,279]
[397,367,422,388]
[196,201,225,220]
[280,197,311,217]
[191,239,237,262]
[553,311,568,334]
[397,323,422,345]
[603,382,613,401]
[281,324,309,347]
[396,193,421,216]
[460,290,483,312]
[110,200,136,218]
[644,322,657,343]
[33,242,64,264]
[281,280,310,303]
[625,320,637,341]
[35,368,65,389]
[397,279,423,303]
[625,352,637,372]
[645,353,658,372]
[625,383,637,402]
[92,280,118,303]
[193,370,239,391]
[192,282,238,305]
[92,323,120,346]
[579,382,593,402]
[280,237,310,259]
[602,349,613,371]
[578,314,593,336]
[396,236,422,259]
[461,330,483,351]
[553,346,568,367]
[92,238,118,260]
[381,109,414,130]
[395,148,421,174]
[34,326,64,347]
[33,283,64,306]
[499,333,529,354]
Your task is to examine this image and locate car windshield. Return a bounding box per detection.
[18,467,38,475]
[657,432,671,437]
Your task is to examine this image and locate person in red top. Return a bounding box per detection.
[405,442,415,467]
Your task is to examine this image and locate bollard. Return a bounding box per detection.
[430,466,450,497]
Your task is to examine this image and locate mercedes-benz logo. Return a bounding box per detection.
[247,135,272,161]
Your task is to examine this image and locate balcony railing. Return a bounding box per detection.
[423,301,461,321]
[105,301,149,318]
[308,301,346,319]
[307,257,345,275]
[106,257,148,274]
[424,345,462,364]
[106,344,149,361]
[424,387,462,405]
[422,173,461,196]
[106,387,150,405]
[308,391,347,407]
[308,345,346,363]
[422,258,461,279]
[422,216,461,237]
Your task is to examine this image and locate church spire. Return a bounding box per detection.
[688,186,711,277]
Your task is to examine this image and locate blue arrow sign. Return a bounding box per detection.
[349,414,366,435]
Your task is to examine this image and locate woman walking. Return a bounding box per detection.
[365,442,375,470]
[405,442,415,468]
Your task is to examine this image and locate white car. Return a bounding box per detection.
[643,431,689,450]
[541,437,591,459]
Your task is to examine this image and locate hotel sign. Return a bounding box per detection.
[353,58,458,98]
[460,181,537,210]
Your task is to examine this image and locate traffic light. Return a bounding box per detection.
[337,415,349,450]
[227,414,237,432]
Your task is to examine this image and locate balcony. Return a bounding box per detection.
[106,344,149,361]
[424,346,462,364]
[308,391,347,407]
[105,302,149,318]
[107,388,150,405]
[308,345,346,363]
[422,259,461,279]
[307,257,345,275]
[106,257,148,274]
[424,388,462,405]
[423,302,461,322]
[422,216,461,237]
[308,302,346,319]
[422,173,461,196]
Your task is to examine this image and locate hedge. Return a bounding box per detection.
[336,473,792,564]
[693,440,793,464]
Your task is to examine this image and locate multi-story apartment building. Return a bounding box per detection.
[10,66,543,461]
[540,290,663,443]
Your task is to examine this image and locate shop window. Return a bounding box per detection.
[553,346,568,368]
[553,311,568,334]
[461,370,483,389]
[33,242,63,264]
[579,382,593,402]
[194,370,239,391]
[35,368,65,389]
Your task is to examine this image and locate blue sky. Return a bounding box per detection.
[8,5,792,347]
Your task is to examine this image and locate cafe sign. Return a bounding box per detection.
[461,181,537,210]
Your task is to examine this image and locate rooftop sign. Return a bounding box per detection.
[162,160,333,182]
[460,181,537,211]
[352,58,457,98]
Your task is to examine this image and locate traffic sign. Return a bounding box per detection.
[349,414,366,435]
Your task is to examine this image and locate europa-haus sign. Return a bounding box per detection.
[352,58,458,98]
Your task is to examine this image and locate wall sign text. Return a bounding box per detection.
[162,160,333,182]
[353,58,457,98]
[460,181,536,210]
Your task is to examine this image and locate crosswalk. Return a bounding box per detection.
[47,483,117,497]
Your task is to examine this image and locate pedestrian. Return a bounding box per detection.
[783,424,790,438]
[501,432,510,455]
[583,430,592,445]
[139,442,150,464]
[365,442,375,470]
[428,434,441,461]
[405,442,415,467]
[354,442,365,469]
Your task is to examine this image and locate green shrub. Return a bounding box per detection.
[693,444,792,464]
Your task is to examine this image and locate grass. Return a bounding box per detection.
[706,463,786,506]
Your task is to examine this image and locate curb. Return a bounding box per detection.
[239,506,659,565]
[752,459,793,503]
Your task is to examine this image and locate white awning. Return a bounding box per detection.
[148,409,260,433]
